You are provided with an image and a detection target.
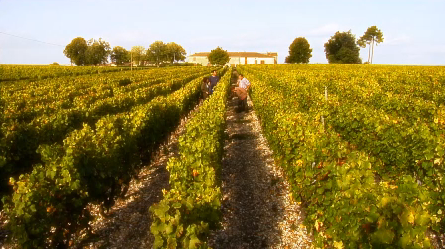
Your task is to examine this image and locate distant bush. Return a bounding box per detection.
[118,78,132,86]
[165,62,197,67]
[51,62,59,66]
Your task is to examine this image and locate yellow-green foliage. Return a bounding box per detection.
[150,67,231,249]
[0,66,215,203]
[2,66,223,248]
[239,64,445,249]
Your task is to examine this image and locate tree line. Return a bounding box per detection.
[285,26,384,64]
[64,26,383,66]
[63,37,187,66]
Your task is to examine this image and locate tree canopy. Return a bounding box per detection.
[324,31,362,64]
[285,37,312,64]
[146,41,167,67]
[165,42,186,63]
[64,37,110,66]
[85,38,111,65]
[358,26,384,64]
[110,46,130,65]
[207,47,230,66]
[145,41,187,66]
[131,46,146,66]
[63,37,88,66]
[64,38,186,67]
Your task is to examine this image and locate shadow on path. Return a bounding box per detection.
[209,73,285,248]
[76,145,174,249]
[76,103,201,249]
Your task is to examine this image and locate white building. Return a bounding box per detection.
[188,52,278,66]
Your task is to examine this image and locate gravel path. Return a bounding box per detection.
[79,101,206,249]
[0,102,201,249]
[208,75,312,249]
[0,72,313,249]
[74,102,204,249]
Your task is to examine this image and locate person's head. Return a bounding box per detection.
[238,74,244,80]
[212,70,217,76]
[203,77,209,83]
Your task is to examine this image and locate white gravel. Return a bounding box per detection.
[0,72,313,249]
[73,101,204,249]
[208,83,312,249]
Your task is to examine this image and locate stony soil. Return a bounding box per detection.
[0,71,313,249]
[208,92,312,249]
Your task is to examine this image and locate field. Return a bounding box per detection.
[239,64,445,248]
[1,64,445,248]
[0,65,228,248]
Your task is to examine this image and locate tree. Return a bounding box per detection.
[324,31,362,64]
[285,37,312,64]
[147,41,167,67]
[110,46,130,65]
[85,38,111,65]
[208,47,230,66]
[63,37,88,66]
[358,26,384,64]
[131,46,146,66]
[165,42,186,63]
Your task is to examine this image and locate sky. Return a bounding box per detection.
[0,0,444,65]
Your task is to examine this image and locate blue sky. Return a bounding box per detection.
[0,0,443,65]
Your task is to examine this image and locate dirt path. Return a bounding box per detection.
[208,73,312,249]
[0,102,203,249]
[0,72,312,249]
[75,102,204,249]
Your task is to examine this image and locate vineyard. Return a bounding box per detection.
[0,65,226,248]
[0,65,143,82]
[1,64,445,248]
[238,64,445,248]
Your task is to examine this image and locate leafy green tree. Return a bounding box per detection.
[110,46,130,65]
[131,46,146,66]
[63,37,88,66]
[147,41,167,67]
[165,42,186,63]
[208,47,229,66]
[85,38,111,65]
[358,26,384,64]
[324,31,362,64]
[285,37,312,64]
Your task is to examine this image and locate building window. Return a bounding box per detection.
[261,60,265,64]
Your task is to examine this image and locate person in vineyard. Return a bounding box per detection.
[201,77,210,99]
[209,70,220,95]
[233,74,250,112]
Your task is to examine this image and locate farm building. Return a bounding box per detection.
[188,52,278,66]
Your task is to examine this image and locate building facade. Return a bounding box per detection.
[188,52,278,66]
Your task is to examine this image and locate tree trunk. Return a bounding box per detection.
[368,43,371,63]
[371,38,375,64]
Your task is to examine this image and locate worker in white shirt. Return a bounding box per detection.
[233,74,250,112]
